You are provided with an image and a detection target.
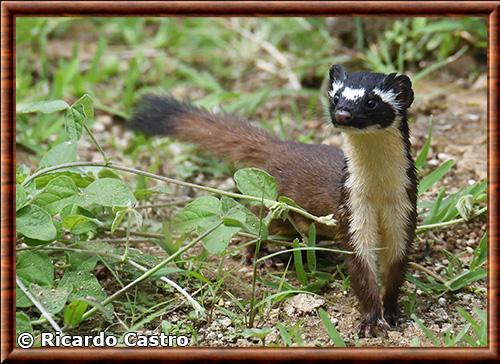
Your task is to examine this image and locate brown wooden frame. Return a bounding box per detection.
[1,1,499,362]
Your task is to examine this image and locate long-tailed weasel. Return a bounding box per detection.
[130,65,417,338]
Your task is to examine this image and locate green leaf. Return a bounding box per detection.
[39,141,77,169]
[35,170,95,189]
[62,214,99,235]
[71,94,94,119]
[16,205,56,242]
[446,268,487,291]
[64,300,89,328]
[17,99,69,114]
[307,224,317,273]
[471,233,487,270]
[16,184,28,212]
[197,220,239,255]
[16,164,31,184]
[66,251,100,272]
[80,178,137,207]
[172,196,220,234]
[292,239,307,285]
[29,284,71,314]
[17,251,54,287]
[16,312,33,336]
[58,271,110,311]
[33,175,80,215]
[64,107,84,141]
[411,313,441,346]
[234,168,278,201]
[318,308,346,347]
[276,322,293,346]
[415,116,433,171]
[418,160,455,196]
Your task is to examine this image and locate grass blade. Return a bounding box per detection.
[319,308,346,347]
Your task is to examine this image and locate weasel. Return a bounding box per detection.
[130,65,417,338]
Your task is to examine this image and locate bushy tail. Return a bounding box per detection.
[130,95,280,168]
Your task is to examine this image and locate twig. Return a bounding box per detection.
[16,276,63,333]
[415,206,487,234]
[135,198,193,210]
[409,262,447,285]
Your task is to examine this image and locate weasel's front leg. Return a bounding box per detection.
[348,254,390,338]
[379,202,415,326]
[344,202,389,338]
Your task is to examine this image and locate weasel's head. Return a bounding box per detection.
[327,65,414,133]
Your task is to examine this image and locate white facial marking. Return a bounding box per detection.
[342,87,365,101]
[328,81,344,98]
[373,88,401,110]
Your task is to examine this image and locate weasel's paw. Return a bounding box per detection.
[384,309,400,327]
[357,317,390,338]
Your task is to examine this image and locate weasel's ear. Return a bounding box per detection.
[383,73,414,109]
[329,64,348,85]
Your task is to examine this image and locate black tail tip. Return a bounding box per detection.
[129,94,190,136]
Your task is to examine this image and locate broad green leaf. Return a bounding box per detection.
[234,168,278,201]
[35,170,95,189]
[62,214,99,235]
[39,141,77,169]
[16,164,31,184]
[221,196,265,237]
[318,308,346,347]
[17,99,69,114]
[64,107,84,141]
[172,196,220,234]
[64,300,89,328]
[16,312,33,336]
[29,284,71,314]
[16,184,28,212]
[71,94,94,119]
[197,222,239,255]
[81,178,136,207]
[66,251,100,272]
[58,271,109,310]
[98,169,122,180]
[16,251,54,287]
[16,205,56,242]
[33,175,80,215]
[418,160,455,196]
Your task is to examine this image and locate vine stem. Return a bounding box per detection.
[415,206,487,234]
[80,221,222,322]
[21,161,336,227]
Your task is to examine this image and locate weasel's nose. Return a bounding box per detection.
[335,110,352,124]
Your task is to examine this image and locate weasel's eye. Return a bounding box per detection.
[333,93,340,105]
[365,98,378,109]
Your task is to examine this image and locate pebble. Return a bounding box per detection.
[438,297,447,306]
[465,246,474,254]
[220,317,232,328]
[462,294,472,303]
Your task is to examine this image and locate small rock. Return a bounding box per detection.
[438,297,447,306]
[463,294,472,303]
[441,323,454,333]
[283,293,325,316]
[465,246,474,254]
[220,317,232,328]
